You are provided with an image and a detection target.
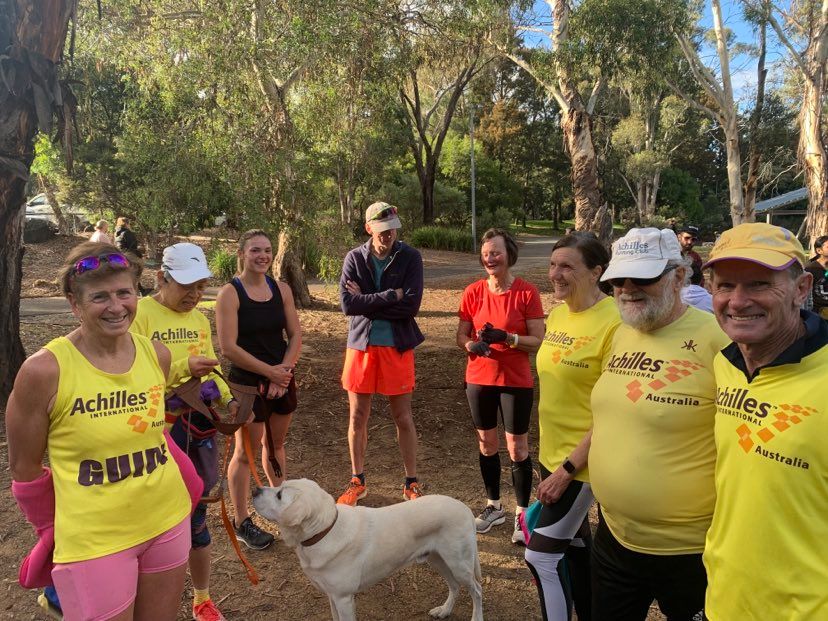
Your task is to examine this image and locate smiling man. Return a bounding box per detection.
[703,223,828,620]
[337,202,425,506]
[589,228,728,621]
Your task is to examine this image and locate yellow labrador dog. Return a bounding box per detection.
[253,479,483,621]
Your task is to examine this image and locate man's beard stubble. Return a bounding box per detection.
[616,282,678,332]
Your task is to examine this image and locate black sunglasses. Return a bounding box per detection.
[609,264,677,288]
[368,205,398,222]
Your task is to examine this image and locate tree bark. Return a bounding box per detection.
[273,225,312,309]
[743,8,767,221]
[0,0,73,402]
[40,174,69,234]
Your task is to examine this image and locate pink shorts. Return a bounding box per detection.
[51,517,189,621]
[341,346,415,395]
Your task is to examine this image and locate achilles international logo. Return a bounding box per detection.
[69,384,165,434]
[151,327,205,347]
[606,351,703,403]
[544,330,594,367]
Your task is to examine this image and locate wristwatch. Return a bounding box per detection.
[562,459,577,475]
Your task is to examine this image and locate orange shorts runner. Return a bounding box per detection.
[341,346,415,395]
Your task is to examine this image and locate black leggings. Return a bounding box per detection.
[465,383,533,435]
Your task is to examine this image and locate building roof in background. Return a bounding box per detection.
[755,188,808,214]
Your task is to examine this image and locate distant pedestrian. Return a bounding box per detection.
[681,264,713,313]
[677,225,703,285]
[804,234,828,318]
[89,220,112,245]
[457,228,545,543]
[115,217,141,256]
[337,202,425,506]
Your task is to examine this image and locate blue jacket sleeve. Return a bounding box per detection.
[340,250,398,316]
[366,250,423,320]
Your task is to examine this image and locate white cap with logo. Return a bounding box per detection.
[161,242,212,285]
[601,228,683,282]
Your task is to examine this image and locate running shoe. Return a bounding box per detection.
[475,505,506,533]
[193,599,227,621]
[337,477,367,506]
[37,586,62,620]
[511,514,526,545]
[403,482,424,500]
[234,517,275,550]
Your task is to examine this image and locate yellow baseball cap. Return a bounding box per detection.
[704,223,806,270]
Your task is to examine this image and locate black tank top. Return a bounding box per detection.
[228,276,288,385]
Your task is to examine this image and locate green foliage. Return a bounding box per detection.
[208,248,237,283]
[657,168,704,221]
[408,226,474,252]
[302,213,356,284]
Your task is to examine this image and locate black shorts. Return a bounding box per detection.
[229,369,298,419]
[465,383,533,435]
[591,510,706,621]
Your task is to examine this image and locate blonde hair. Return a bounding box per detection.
[95,220,107,230]
[236,229,272,274]
[59,241,142,297]
[116,216,129,228]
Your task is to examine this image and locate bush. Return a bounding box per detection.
[208,247,237,283]
[408,226,474,252]
[303,213,356,284]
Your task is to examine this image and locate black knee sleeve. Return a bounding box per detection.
[479,452,501,501]
[511,456,533,508]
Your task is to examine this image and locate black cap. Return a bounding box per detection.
[678,225,700,237]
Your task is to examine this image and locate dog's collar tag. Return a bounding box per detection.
[301,511,339,547]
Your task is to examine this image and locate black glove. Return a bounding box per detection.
[467,341,491,356]
[478,322,508,344]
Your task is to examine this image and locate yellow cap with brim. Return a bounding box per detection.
[703,223,806,270]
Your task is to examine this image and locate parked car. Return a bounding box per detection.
[25,193,91,232]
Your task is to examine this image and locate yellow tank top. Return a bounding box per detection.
[704,345,828,620]
[44,334,190,563]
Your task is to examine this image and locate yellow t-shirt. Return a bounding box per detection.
[131,296,232,422]
[44,334,190,563]
[704,344,828,620]
[590,306,729,554]
[536,296,620,482]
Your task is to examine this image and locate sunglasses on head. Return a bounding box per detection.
[72,253,131,277]
[368,206,398,221]
[609,264,677,288]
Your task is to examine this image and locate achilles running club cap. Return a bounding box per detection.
[161,242,212,285]
[601,228,683,282]
[704,223,806,270]
[365,201,402,232]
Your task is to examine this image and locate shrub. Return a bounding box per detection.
[408,226,474,252]
[208,247,237,283]
[302,213,356,284]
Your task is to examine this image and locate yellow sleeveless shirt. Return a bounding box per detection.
[44,334,190,563]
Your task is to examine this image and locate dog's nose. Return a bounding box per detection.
[252,486,263,498]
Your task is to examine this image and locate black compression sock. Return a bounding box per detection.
[511,456,533,508]
[479,452,501,501]
[404,476,418,488]
[352,473,365,485]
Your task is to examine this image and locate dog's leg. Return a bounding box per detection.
[328,596,340,621]
[330,594,356,621]
[426,552,460,619]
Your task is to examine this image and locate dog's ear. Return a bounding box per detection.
[278,490,310,528]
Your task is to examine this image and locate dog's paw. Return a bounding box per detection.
[429,605,452,619]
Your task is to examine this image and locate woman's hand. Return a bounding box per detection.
[466,341,492,357]
[188,356,220,378]
[266,383,287,399]
[537,467,573,505]
[267,363,294,388]
[478,323,509,344]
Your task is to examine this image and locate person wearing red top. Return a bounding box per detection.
[457,228,545,544]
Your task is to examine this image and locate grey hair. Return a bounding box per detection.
[667,255,693,287]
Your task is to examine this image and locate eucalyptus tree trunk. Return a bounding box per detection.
[743,7,767,221]
[0,0,73,402]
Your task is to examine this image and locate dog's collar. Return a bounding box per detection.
[301,511,338,547]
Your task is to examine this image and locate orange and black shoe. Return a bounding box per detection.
[403,481,424,500]
[193,599,227,621]
[337,476,367,506]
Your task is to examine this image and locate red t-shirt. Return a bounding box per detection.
[458,277,544,388]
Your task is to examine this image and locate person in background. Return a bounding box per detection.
[677,225,703,285]
[681,264,713,313]
[7,241,201,621]
[337,202,425,505]
[526,232,620,621]
[115,217,140,256]
[131,242,238,621]
[589,228,729,621]
[804,234,828,318]
[216,229,302,550]
[90,220,112,245]
[702,223,827,620]
[457,228,545,543]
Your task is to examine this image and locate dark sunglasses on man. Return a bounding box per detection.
[608,264,677,289]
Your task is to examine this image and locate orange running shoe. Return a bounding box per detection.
[337,477,367,505]
[403,481,424,500]
[193,599,227,621]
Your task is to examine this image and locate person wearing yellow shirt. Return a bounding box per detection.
[131,242,238,621]
[590,228,729,621]
[526,232,619,621]
[703,223,828,620]
[7,241,208,621]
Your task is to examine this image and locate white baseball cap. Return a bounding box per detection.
[601,228,683,282]
[365,201,402,232]
[161,242,212,285]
